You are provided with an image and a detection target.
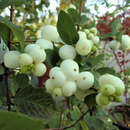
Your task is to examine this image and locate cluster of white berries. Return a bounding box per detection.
[45,59,94,97]
[109,34,130,51]
[4,24,60,77]
[58,27,100,60]
[96,74,125,106]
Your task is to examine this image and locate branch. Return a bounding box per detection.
[9,5,14,50]
[58,100,65,128]
[79,0,85,14]
[4,69,11,111]
[63,110,89,130]
[112,50,123,73]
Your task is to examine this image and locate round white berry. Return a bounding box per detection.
[78,31,86,40]
[121,35,130,50]
[77,71,94,90]
[62,81,77,97]
[53,88,63,97]
[4,51,20,68]
[88,33,94,40]
[99,74,125,96]
[24,44,40,53]
[109,40,120,50]
[33,63,46,77]
[90,27,97,35]
[60,59,79,81]
[41,25,59,42]
[36,39,53,50]
[49,67,62,77]
[50,69,66,87]
[45,79,54,94]
[59,45,76,60]
[18,53,33,66]
[84,29,90,35]
[26,47,46,63]
[92,36,100,45]
[69,4,76,9]
[76,38,92,56]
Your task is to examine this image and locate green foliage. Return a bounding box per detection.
[0,0,27,9]
[84,109,119,130]
[14,86,56,117]
[0,23,10,44]
[57,10,79,45]
[0,16,25,44]
[46,48,60,66]
[0,65,5,75]
[67,8,80,24]
[96,67,116,75]
[84,92,97,109]
[0,110,44,130]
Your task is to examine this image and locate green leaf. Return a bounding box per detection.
[111,19,122,35]
[57,10,79,44]
[0,65,5,75]
[113,113,123,123]
[96,67,116,75]
[67,8,80,24]
[86,54,105,68]
[71,106,81,120]
[80,121,89,130]
[15,74,29,88]
[0,110,44,130]
[0,81,6,101]
[0,16,25,43]
[14,86,56,118]
[84,93,97,109]
[0,0,27,9]
[46,48,60,66]
[48,112,60,128]
[92,71,100,88]
[0,23,10,44]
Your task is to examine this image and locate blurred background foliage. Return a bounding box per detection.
[0,0,129,41]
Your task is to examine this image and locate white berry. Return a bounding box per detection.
[45,79,54,94]
[36,39,53,50]
[41,25,59,42]
[62,81,77,97]
[53,87,63,97]
[109,40,120,50]
[24,44,40,53]
[77,71,94,90]
[59,45,76,60]
[76,38,92,56]
[18,53,33,66]
[25,47,46,63]
[50,69,66,87]
[33,63,47,77]
[92,36,100,45]
[78,31,86,40]
[60,59,79,81]
[4,51,20,68]
[121,35,130,50]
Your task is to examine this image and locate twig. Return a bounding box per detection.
[79,0,84,15]
[10,40,36,44]
[59,100,66,128]
[9,5,14,50]
[4,69,11,111]
[112,50,123,73]
[67,97,71,110]
[63,110,89,130]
